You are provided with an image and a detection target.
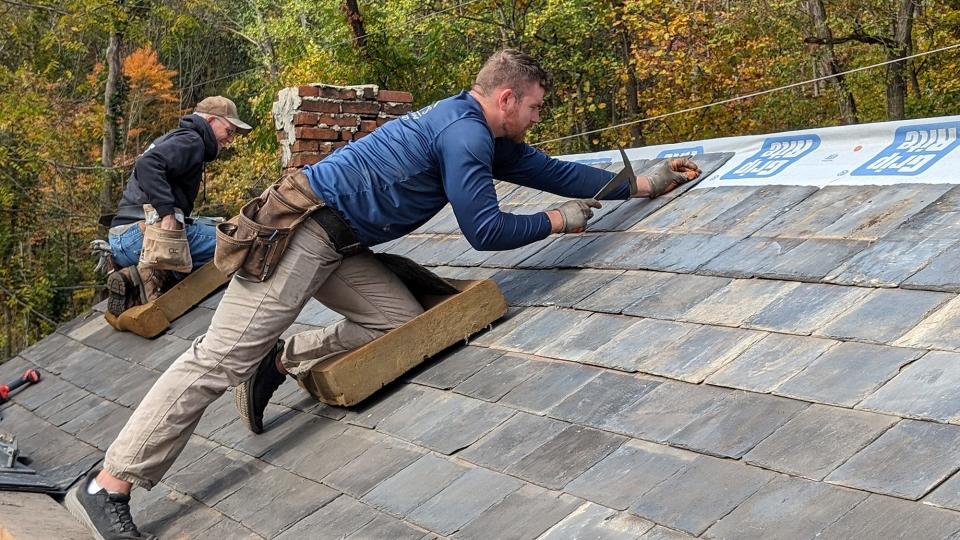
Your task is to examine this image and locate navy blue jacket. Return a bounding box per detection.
[113,114,219,226]
[304,91,623,250]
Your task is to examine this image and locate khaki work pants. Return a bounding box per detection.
[103,218,424,489]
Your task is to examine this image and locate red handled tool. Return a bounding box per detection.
[0,369,41,404]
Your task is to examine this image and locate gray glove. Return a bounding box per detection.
[554,199,601,233]
[643,158,701,198]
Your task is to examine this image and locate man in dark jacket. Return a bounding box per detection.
[106,96,251,315]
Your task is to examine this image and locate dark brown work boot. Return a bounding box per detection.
[137,266,172,303]
[106,267,146,316]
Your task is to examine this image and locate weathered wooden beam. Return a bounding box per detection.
[299,278,507,406]
[104,262,229,338]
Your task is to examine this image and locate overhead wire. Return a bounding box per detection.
[533,42,960,147]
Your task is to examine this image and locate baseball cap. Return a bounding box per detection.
[194,96,252,133]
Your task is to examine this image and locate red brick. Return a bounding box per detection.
[360,120,377,131]
[293,112,319,126]
[300,99,340,113]
[295,126,339,141]
[340,131,353,141]
[317,114,360,128]
[376,117,395,127]
[378,90,414,103]
[317,86,357,100]
[289,153,321,167]
[291,140,319,152]
[298,85,319,97]
[341,101,381,115]
[321,141,349,152]
[354,131,372,140]
[382,102,412,115]
[276,131,288,141]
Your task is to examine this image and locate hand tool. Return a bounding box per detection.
[594,145,639,200]
[0,369,41,405]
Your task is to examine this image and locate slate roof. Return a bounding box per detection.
[7,145,960,538]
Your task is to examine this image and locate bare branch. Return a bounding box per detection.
[0,0,66,15]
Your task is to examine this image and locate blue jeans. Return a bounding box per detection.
[109,221,217,270]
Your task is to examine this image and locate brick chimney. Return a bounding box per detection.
[272,84,414,171]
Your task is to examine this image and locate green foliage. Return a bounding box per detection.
[1,0,959,358]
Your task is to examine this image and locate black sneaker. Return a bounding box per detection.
[65,469,155,540]
[235,340,287,434]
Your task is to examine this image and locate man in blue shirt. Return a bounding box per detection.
[67,49,699,539]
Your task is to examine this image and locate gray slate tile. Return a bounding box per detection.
[621,273,731,319]
[603,381,729,442]
[459,412,568,471]
[212,408,345,460]
[491,307,591,353]
[407,346,503,389]
[635,186,747,233]
[775,342,923,407]
[827,419,960,499]
[536,313,638,362]
[631,455,773,536]
[704,476,867,540]
[506,425,626,489]
[215,465,338,537]
[411,397,514,454]
[499,361,601,414]
[407,467,522,535]
[470,307,542,347]
[743,282,870,334]
[540,503,655,540]
[887,184,960,241]
[816,288,952,344]
[454,484,583,540]
[825,238,956,287]
[636,325,765,383]
[698,236,806,279]
[896,295,960,352]
[699,185,818,236]
[262,426,376,483]
[574,270,675,314]
[455,353,545,402]
[754,184,885,238]
[565,439,697,510]
[617,233,744,273]
[667,391,806,458]
[744,403,896,480]
[925,470,960,510]
[859,350,960,422]
[761,239,871,281]
[274,495,378,539]
[347,514,426,540]
[167,306,214,339]
[640,526,697,539]
[584,318,697,372]
[362,454,469,516]
[706,333,837,393]
[818,493,960,539]
[817,184,954,240]
[165,446,260,505]
[680,279,799,327]
[903,242,960,292]
[343,383,427,429]
[19,331,73,367]
[322,436,425,497]
[130,483,225,540]
[549,372,661,428]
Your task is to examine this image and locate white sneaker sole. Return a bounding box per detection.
[64,485,107,540]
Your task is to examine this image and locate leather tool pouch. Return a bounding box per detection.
[214,172,323,282]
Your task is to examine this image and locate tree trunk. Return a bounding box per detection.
[886,0,916,120]
[805,0,858,124]
[341,0,366,48]
[100,30,123,237]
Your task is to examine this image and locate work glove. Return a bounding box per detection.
[554,199,601,233]
[89,239,115,274]
[641,157,702,199]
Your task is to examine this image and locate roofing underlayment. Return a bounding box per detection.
[6,116,960,539]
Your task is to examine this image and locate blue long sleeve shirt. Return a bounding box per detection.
[304,91,625,251]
